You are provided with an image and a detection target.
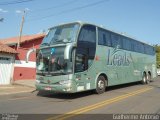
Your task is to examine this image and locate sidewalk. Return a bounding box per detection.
[13,79,36,88]
[0,80,36,96]
[0,84,35,96]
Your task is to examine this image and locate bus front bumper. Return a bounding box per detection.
[35,80,74,93]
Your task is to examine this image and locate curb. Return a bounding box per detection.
[0,90,35,96]
[12,82,35,89]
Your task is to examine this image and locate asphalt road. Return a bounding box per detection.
[0,76,160,120]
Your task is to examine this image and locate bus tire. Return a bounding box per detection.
[141,73,147,84]
[95,76,106,94]
[147,72,151,83]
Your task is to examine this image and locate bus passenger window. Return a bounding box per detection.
[98,28,111,46]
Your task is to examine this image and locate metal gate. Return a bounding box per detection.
[0,56,13,85]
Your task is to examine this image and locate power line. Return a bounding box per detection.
[28,0,109,22]
[0,0,35,5]
[32,0,78,13]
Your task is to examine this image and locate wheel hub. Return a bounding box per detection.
[98,80,105,90]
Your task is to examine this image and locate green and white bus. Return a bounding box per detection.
[30,21,157,94]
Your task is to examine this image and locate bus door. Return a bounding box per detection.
[74,24,96,91]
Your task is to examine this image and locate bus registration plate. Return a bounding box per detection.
[44,87,51,91]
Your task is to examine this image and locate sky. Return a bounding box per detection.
[0,0,160,45]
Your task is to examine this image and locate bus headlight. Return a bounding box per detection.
[36,80,40,84]
[59,80,71,85]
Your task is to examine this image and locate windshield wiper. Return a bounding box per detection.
[41,43,50,46]
[55,38,62,42]
[59,70,67,75]
[55,38,71,43]
[50,70,66,75]
[37,70,45,76]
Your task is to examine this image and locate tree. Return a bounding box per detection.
[154,44,160,68]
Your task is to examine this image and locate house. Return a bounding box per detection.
[0,34,45,81]
[0,42,17,85]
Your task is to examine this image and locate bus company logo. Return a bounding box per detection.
[107,48,133,66]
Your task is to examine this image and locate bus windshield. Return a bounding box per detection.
[41,23,80,47]
[36,47,72,75]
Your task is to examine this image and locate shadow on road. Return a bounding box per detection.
[36,81,144,100]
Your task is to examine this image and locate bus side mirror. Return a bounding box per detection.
[64,43,75,60]
[26,48,36,63]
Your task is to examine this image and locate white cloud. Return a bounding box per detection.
[15,8,30,14]
[15,10,22,14]
[0,8,8,13]
[2,10,8,13]
[25,8,30,11]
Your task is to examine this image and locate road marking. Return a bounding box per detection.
[47,87,153,120]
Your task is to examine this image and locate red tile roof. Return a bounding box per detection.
[0,34,45,45]
[0,42,17,54]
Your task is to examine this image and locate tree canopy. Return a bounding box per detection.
[154,45,160,68]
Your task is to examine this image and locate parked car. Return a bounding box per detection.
[157,69,160,76]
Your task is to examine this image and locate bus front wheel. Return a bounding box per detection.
[95,76,106,94]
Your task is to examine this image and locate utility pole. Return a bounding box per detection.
[17,10,25,49]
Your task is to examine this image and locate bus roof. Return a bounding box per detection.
[49,21,153,47]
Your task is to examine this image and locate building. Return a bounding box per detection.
[0,34,45,81]
[0,42,17,85]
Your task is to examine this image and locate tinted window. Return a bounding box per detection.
[133,41,138,52]
[98,28,155,55]
[75,25,96,72]
[144,45,148,54]
[78,25,96,44]
[116,35,123,49]
[122,37,131,50]
[140,44,143,53]
[131,39,135,51]
[98,28,111,46]
[144,45,155,55]
[111,33,118,48]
